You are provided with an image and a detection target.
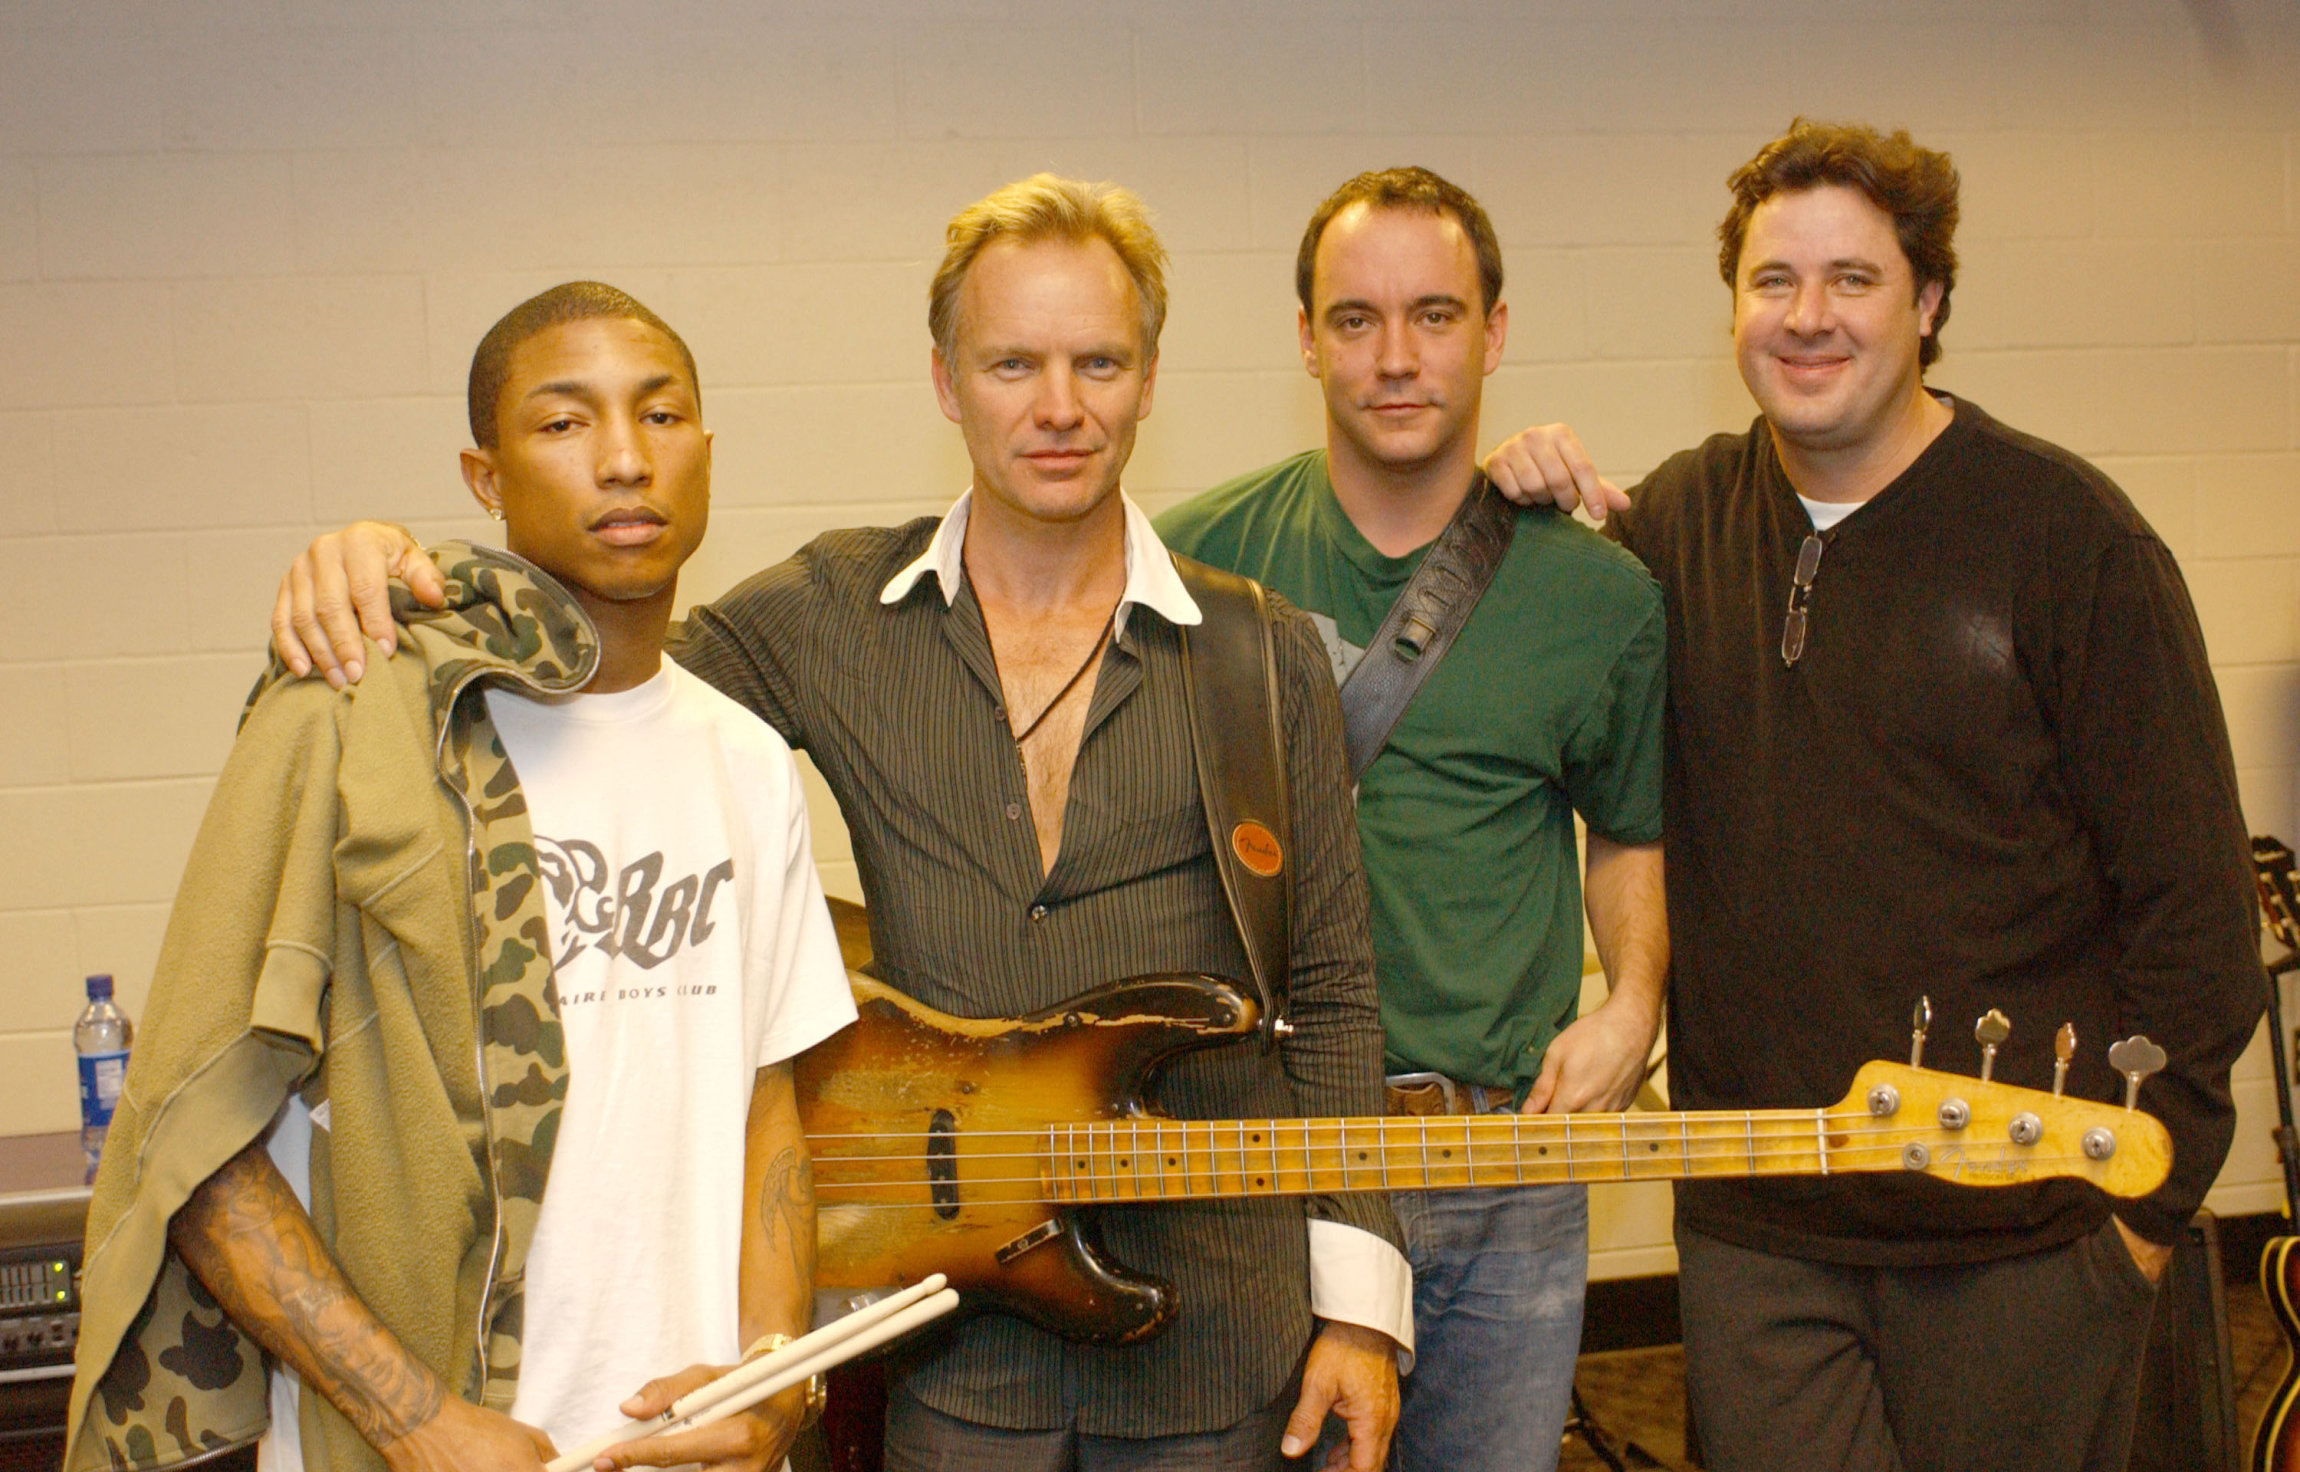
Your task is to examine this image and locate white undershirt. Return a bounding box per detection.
[260,663,854,1467]
[1799,494,1863,532]
[493,665,853,1446]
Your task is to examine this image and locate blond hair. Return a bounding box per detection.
[928,174,1170,361]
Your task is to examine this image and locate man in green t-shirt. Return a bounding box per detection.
[1156,168,1668,1472]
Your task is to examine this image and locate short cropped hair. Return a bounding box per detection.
[467,281,700,449]
[1296,167,1505,317]
[1717,120,1961,369]
[928,176,1170,361]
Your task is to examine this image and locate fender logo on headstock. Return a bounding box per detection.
[1929,1144,2031,1179]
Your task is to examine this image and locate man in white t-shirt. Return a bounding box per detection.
[69,282,856,1472]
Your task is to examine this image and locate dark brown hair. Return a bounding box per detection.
[467,282,699,448]
[1717,119,1960,368]
[1296,166,1504,317]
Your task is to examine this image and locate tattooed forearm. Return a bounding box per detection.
[171,1140,450,1446]
[757,1145,816,1287]
[739,1064,816,1355]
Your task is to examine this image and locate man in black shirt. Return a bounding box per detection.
[1486,119,2260,1472]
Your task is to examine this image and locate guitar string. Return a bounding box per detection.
[806,1132,2113,1184]
[798,1102,2088,1141]
[804,1135,2082,1179]
[799,1110,2091,1154]
[809,1150,2106,1173]
[807,1133,1983,1170]
[807,1137,2100,1171]
[807,1150,2115,1209]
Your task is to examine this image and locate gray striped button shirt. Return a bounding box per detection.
[667,511,1397,1437]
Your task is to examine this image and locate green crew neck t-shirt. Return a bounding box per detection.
[1159,450,1666,1092]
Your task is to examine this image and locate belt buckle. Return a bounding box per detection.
[1384,1070,1458,1114]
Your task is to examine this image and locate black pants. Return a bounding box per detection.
[881,1376,1298,1472]
[1676,1218,2159,1472]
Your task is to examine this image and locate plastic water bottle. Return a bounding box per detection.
[75,974,133,1183]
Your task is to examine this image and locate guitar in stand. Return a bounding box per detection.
[2247,835,2300,1472]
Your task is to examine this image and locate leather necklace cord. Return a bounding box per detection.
[1010,619,1113,747]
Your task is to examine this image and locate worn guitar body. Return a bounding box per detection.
[2250,839,2300,1472]
[2259,1236,2300,1472]
[795,971,1259,1346]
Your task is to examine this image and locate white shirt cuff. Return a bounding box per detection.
[1308,1218,1416,1373]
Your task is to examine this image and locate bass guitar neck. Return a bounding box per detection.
[1034,1072,2135,1202]
[797,971,2169,1347]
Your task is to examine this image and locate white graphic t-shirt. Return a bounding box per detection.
[260,661,854,1470]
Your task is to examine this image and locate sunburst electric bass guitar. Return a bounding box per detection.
[796,970,2171,1348]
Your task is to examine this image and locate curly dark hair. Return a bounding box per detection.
[1717,120,1960,368]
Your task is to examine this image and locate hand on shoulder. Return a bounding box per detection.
[1484,424,1631,521]
[271,522,442,689]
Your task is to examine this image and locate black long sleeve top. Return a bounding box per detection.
[1614,396,2261,1263]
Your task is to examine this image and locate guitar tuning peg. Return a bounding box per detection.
[2052,1023,2076,1097]
[2107,1035,2167,1110]
[1974,1009,2010,1082]
[1910,996,1932,1068]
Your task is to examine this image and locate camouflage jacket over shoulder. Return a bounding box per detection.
[66,544,598,1472]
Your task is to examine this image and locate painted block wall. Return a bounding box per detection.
[3,0,2296,1280]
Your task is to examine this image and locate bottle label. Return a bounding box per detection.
[79,1051,128,1127]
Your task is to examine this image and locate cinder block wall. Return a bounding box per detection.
[3,0,2296,1277]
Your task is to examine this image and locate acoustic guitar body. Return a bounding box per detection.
[795,971,1258,1346]
[2255,1234,2300,1472]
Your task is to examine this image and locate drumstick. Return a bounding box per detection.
[569,1271,948,1459]
[545,1280,958,1472]
[644,1290,958,1442]
[690,1274,953,1424]
[547,1289,959,1472]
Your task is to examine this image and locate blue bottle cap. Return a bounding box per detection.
[86,974,114,1000]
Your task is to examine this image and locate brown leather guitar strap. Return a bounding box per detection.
[1339,474,1516,780]
[1172,554,1291,1045]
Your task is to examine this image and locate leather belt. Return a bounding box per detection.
[1383,1071,1515,1116]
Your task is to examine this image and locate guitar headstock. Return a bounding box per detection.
[1832,1061,2171,1200]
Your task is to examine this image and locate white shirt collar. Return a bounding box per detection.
[877,489,1202,636]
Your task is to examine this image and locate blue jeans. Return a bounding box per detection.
[1389,1184,1588,1472]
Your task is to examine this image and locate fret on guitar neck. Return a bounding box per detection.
[1042,1109,1846,1203]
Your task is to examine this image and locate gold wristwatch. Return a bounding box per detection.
[741,1333,830,1426]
